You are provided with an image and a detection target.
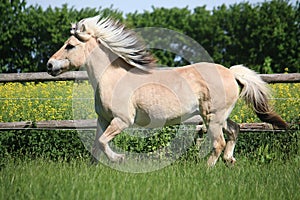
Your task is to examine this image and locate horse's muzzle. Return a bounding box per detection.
[47,59,70,76]
[47,62,54,73]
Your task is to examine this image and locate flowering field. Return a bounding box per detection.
[231,83,300,124]
[0,81,95,122]
[0,81,299,124]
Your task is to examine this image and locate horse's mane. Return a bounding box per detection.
[71,15,156,71]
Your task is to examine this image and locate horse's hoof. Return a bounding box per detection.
[111,153,125,163]
[207,158,217,167]
[224,157,236,167]
[90,157,99,165]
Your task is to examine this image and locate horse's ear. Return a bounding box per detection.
[80,24,86,33]
[77,32,92,41]
[75,23,93,41]
[70,23,76,35]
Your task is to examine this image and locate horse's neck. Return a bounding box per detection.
[85,54,129,91]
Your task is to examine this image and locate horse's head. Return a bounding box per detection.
[47,16,100,76]
[48,15,156,76]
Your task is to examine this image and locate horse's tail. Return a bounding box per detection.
[230,65,288,129]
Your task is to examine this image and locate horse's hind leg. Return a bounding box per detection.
[223,119,239,166]
[206,116,226,167]
[98,117,128,162]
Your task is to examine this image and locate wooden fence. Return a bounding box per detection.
[0,71,300,132]
[1,71,300,83]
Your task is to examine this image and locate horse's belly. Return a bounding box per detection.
[134,102,199,128]
[132,80,199,128]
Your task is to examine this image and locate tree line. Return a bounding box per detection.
[0,0,299,73]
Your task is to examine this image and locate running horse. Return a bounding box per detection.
[47,15,287,166]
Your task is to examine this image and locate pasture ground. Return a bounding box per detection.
[1,157,299,200]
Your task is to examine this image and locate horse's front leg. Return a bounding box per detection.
[91,117,109,164]
[98,117,129,162]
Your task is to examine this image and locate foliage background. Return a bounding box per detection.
[0,0,299,73]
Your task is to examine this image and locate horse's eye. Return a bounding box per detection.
[65,44,75,50]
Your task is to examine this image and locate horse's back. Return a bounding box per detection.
[173,62,238,96]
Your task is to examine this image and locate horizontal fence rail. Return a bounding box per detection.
[0,118,297,132]
[0,71,300,83]
[0,71,88,83]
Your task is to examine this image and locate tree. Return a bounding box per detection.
[0,0,298,73]
[0,0,27,72]
[211,0,299,73]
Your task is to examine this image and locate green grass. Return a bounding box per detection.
[1,158,299,200]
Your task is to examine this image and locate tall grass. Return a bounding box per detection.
[0,158,299,200]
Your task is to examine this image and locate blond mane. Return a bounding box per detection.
[71,15,156,71]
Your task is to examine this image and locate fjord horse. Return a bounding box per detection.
[47,16,287,166]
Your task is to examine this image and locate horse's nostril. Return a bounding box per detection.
[47,62,53,71]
